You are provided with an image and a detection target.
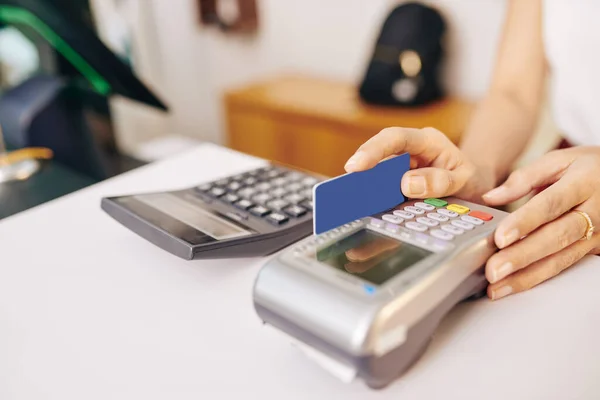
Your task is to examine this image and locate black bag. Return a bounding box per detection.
[359,2,446,107]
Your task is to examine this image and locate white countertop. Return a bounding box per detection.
[1,143,599,400]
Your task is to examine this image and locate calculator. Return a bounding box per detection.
[101,164,321,260]
[253,197,508,388]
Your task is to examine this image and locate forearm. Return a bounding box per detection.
[460,91,539,185]
[459,0,545,188]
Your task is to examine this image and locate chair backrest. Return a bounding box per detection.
[0,74,116,180]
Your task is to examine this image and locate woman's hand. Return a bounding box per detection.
[483,147,600,300]
[344,127,496,202]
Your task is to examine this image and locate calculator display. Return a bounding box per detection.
[314,229,432,285]
[115,192,253,245]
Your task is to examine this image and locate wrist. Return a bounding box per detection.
[459,163,500,203]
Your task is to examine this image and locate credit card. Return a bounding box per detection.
[313,153,410,235]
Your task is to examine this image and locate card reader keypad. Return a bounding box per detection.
[374,199,494,242]
[196,166,320,227]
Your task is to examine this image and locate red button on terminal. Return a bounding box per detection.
[469,211,493,221]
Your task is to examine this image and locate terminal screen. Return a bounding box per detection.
[314,229,432,285]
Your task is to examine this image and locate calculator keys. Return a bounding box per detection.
[430,229,454,241]
[199,166,318,224]
[437,208,459,218]
[256,182,271,192]
[285,172,303,182]
[285,193,305,204]
[405,221,428,232]
[469,210,493,221]
[286,182,303,192]
[300,188,314,199]
[461,215,483,225]
[267,199,290,211]
[415,202,435,211]
[243,177,258,186]
[234,199,254,210]
[447,204,470,214]
[393,210,415,219]
[238,187,257,198]
[427,212,449,222]
[222,193,240,203]
[404,206,425,215]
[249,206,271,217]
[424,198,448,207]
[209,187,226,197]
[452,220,474,230]
[302,177,319,187]
[270,187,288,198]
[271,177,287,187]
[284,205,307,218]
[253,193,272,204]
[266,212,289,225]
[300,200,313,210]
[417,217,439,227]
[227,181,242,191]
[266,170,281,179]
[441,224,464,235]
[370,218,385,228]
[382,214,403,224]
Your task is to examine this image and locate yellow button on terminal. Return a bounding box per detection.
[446,204,470,214]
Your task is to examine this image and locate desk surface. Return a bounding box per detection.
[1,144,599,400]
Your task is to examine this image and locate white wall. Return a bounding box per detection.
[94,0,510,149]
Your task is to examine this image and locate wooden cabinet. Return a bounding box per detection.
[224,75,473,177]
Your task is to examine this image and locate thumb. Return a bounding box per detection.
[401,167,468,199]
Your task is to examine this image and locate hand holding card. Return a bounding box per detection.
[313,153,410,235]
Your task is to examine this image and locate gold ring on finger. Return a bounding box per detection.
[573,210,594,241]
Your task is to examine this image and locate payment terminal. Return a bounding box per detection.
[101,165,321,260]
[253,197,508,388]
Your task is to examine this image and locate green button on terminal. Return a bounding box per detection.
[424,198,448,207]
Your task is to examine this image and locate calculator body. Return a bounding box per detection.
[101,165,320,260]
[253,197,508,389]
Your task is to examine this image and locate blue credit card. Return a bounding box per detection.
[313,153,410,235]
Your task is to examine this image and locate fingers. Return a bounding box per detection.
[344,127,452,172]
[343,127,471,198]
[483,150,573,205]
[485,211,590,283]
[491,166,595,249]
[400,167,470,198]
[487,233,598,300]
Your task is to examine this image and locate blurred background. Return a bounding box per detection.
[0,0,558,218]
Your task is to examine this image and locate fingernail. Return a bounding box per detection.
[407,175,426,196]
[483,186,506,199]
[344,151,365,171]
[490,262,513,283]
[491,285,513,300]
[498,228,520,248]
